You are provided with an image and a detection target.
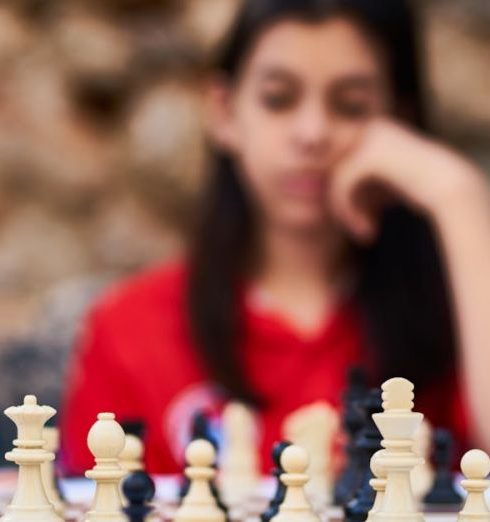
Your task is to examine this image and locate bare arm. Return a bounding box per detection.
[430,161,490,450]
[329,117,490,448]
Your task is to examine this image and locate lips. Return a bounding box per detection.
[279,170,327,198]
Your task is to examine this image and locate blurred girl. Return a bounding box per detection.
[61,0,490,473]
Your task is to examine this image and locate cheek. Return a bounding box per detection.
[230,121,294,225]
[234,105,284,160]
[234,141,277,210]
[330,119,367,162]
[231,104,284,193]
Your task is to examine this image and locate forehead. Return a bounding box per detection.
[244,17,384,82]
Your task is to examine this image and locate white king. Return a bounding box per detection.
[371,378,425,522]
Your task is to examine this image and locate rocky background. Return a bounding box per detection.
[0,0,488,455]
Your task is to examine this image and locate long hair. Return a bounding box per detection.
[187,0,456,403]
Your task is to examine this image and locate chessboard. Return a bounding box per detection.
[1,378,489,522]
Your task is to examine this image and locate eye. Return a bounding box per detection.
[329,76,383,120]
[333,98,373,119]
[260,90,297,111]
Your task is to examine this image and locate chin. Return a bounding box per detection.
[280,208,329,233]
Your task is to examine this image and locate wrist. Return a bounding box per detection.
[420,149,489,220]
[429,162,490,229]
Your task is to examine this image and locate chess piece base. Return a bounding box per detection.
[271,512,320,522]
[373,513,425,522]
[174,505,226,522]
[85,511,126,522]
[1,505,63,522]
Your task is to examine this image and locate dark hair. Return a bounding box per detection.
[187,0,456,404]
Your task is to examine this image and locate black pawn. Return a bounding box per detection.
[122,471,155,522]
[190,411,218,449]
[121,420,145,440]
[343,389,383,522]
[334,367,369,506]
[261,440,292,522]
[423,429,463,505]
[210,481,229,519]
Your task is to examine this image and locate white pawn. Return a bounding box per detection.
[85,413,126,522]
[458,449,490,522]
[174,439,225,522]
[282,401,338,508]
[119,434,144,472]
[0,395,63,522]
[270,445,320,522]
[367,450,387,522]
[41,427,64,515]
[220,402,259,507]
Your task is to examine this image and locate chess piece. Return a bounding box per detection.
[411,420,434,501]
[345,368,369,403]
[334,368,369,506]
[119,432,156,515]
[122,471,156,522]
[0,395,63,522]
[120,434,144,472]
[120,421,145,440]
[423,429,463,505]
[371,378,425,522]
[180,410,217,499]
[344,389,383,522]
[41,427,64,515]
[367,450,387,522]
[261,441,292,522]
[458,449,490,522]
[220,402,259,507]
[85,413,126,522]
[180,453,228,517]
[174,439,225,522]
[180,411,227,515]
[270,445,320,522]
[209,483,228,520]
[190,410,218,449]
[283,401,338,508]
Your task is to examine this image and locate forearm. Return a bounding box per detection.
[431,165,490,450]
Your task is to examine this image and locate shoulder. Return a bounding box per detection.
[89,257,189,332]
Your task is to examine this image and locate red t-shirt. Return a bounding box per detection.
[60,260,468,475]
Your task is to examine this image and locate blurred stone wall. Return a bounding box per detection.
[0,0,241,347]
[419,0,490,169]
[0,0,242,449]
[0,0,488,452]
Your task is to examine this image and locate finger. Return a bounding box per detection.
[328,154,378,243]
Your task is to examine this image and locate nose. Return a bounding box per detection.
[292,98,332,154]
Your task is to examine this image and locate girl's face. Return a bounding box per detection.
[208,17,392,232]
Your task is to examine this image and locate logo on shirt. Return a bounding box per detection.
[163,381,223,463]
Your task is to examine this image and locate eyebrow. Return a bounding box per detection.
[331,74,381,91]
[256,65,380,91]
[256,66,300,84]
